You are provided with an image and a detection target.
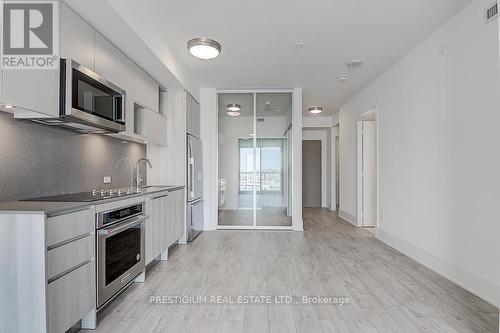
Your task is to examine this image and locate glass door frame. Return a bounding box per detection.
[217,89,294,230]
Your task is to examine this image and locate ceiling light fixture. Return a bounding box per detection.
[226,111,241,117]
[1,104,16,109]
[308,106,323,114]
[338,75,349,82]
[293,42,304,49]
[346,59,363,69]
[187,38,222,60]
[227,103,241,112]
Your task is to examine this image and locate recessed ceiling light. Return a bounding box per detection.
[338,75,349,82]
[293,42,304,49]
[346,60,363,69]
[1,104,16,109]
[227,103,241,112]
[308,106,323,114]
[187,38,221,60]
[226,111,241,117]
[249,133,255,137]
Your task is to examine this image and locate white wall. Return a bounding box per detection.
[339,0,500,306]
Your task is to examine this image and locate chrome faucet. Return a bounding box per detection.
[115,158,134,188]
[136,158,152,187]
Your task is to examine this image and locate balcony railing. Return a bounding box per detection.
[239,171,281,192]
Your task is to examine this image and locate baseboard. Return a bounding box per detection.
[377,229,499,308]
[339,210,357,226]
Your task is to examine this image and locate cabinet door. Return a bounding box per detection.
[145,197,155,265]
[134,106,168,145]
[60,3,95,70]
[48,260,95,333]
[187,95,201,138]
[165,192,174,247]
[175,189,186,241]
[133,69,159,112]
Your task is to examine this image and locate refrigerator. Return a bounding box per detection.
[187,134,203,241]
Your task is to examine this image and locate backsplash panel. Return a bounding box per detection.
[0,112,147,202]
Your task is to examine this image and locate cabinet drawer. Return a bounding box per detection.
[47,234,94,280]
[46,209,94,248]
[48,260,95,333]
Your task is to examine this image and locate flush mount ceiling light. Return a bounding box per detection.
[338,75,349,82]
[346,59,363,69]
[293,42,304,50]
[187,38,221,60]
[227,103,241,112]
[226,111,241,117]
[308,106,323,114]
[1,104,16,109]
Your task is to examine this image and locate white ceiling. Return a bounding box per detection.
[105,0,473,116]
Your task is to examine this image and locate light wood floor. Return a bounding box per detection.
[82,208,499,333]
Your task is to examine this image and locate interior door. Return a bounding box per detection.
[302,140,322,207]
[362,121,377,227]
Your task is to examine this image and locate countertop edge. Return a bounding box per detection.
[0,185,185,215]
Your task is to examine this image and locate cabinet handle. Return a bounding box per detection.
[47,232,92,251]
[153,194,168,200]
[47,259,93,284]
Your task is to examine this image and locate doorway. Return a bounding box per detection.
[217,91,293,229]
[302,140,322,207]
[357,111,378,229]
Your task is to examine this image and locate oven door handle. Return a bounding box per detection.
[98,215,148,237]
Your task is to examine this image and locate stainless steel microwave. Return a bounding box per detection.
[59,58,126,133]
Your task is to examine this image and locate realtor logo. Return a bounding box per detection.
[1,0,59,69]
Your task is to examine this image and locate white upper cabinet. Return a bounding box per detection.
[186,94,201,138]
[95,33,160,140]
[2,2,161,141]
[94,33,133,92]
[60,4,95,70]
[132,69,159,113]
[134,105,168,146]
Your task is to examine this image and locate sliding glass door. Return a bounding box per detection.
[218,91,292,229]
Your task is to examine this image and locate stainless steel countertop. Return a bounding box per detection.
[0,185,185,215]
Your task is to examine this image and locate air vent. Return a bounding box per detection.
[486,2,498,24]
[257,118,265,122]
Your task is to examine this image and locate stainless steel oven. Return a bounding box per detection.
[97,202,146,308]
[59,58,126,133]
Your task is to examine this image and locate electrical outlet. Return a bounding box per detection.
[103,176,112,184]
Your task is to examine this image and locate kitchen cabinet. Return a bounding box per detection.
[186,94,201,138]
[94,31,160,114]
[145,191,168,264]
[46,208,96,333]
[2,2,162,143]
[135,105,168,145]
[1,2,91,118]
[60,3,95,70]
[145,188,185,264]
[47,260,95,333]
[167,188,186,246]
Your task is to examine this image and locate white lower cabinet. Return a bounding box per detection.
[145,188,185,264]
[47,261,95,333]
[168,188,185,246]
[146,191,168,264]
[46,208,96,333]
